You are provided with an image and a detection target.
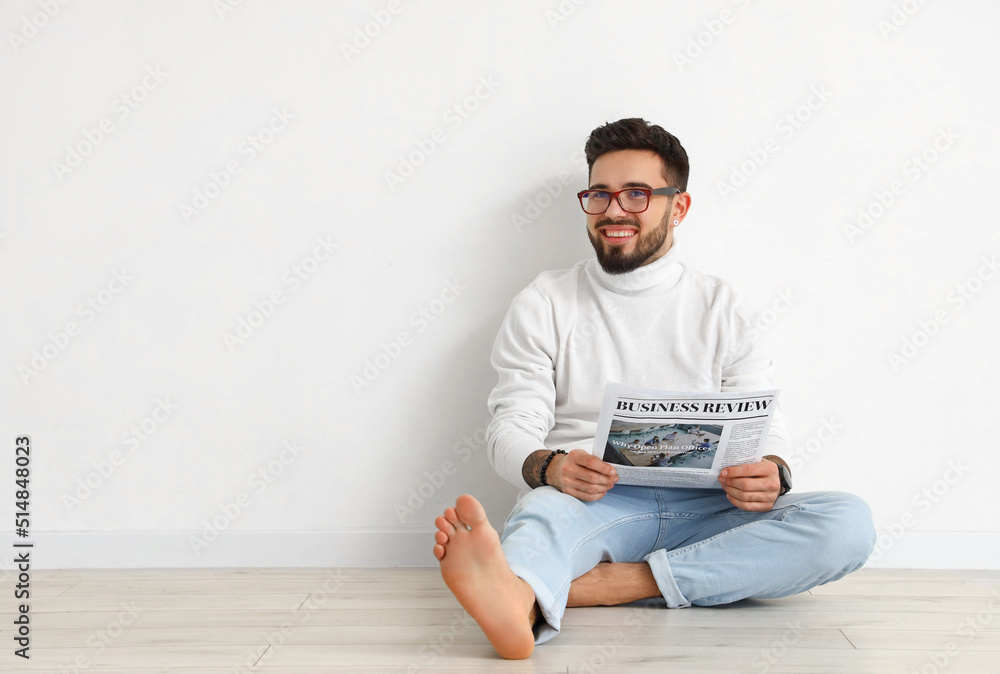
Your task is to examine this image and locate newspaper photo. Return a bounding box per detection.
[592,382,779,489]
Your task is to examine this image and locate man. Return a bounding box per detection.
[649,452,670,467]
[432,118,875,660]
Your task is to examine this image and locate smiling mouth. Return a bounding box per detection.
[599,227,638,243]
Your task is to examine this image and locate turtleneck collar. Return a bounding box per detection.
[586,240,684,295]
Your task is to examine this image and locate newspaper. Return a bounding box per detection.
[592,382,779,489]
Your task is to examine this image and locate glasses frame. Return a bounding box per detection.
[576,187,682,215]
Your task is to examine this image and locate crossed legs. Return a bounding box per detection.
[434,487,875,659]
[567,561,659,607]
[433,486,668,657]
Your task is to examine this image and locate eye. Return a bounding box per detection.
[625,190,647,199]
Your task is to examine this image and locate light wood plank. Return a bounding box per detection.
[256,643,1000,672]
[852,567,1000,584]
[0,646,254,671]
[12,624,492,648]
[4,567,1000,672]
[1,668,566,674]
[0,607,475,629]
[810,579,1000,597]
[41,622,840,649]
[695,593,1000,614]
[3,580,81,597]
[16,604,996,633]
[564,606,1000,631]
[543,624,853,649]
[300,665,569,673]
[535,650,1000,674]
[0,670,251,674]
[843,627,1000,651]
[5,593,310,613]
[59,577,446,596]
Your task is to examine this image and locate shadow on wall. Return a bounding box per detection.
[384,177,595,529]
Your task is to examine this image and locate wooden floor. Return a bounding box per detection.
[2,567,999,673]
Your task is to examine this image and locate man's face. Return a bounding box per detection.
[585,149,687,275]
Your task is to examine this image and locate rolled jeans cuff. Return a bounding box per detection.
[644,548,691,608]
[508,563,561,644]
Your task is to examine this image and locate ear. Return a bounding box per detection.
[671,191,692,225]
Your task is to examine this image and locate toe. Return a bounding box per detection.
[433,543,445,561]
[455,494,488,527]
[443,507,461,528]
[435,515,456,536]
[435,530,449,546]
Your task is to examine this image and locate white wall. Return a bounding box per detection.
[1,0,997,569]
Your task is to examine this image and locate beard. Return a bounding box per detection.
[587,211,670,275]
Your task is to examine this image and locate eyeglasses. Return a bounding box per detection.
[576,187,681,215]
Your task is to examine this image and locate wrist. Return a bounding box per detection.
[539,450,566,487]
[764,456,792,495]
[521,449,556,489]
[763,455,788,470]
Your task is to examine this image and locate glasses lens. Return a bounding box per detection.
[582,191,610,214]
[619,189,649,213]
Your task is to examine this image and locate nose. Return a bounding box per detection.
[604,195,630,219]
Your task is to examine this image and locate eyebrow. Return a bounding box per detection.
[588,181,654,190]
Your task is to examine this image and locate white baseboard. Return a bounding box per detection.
[2,530,998,569]
[863,531,1000,570]
[1,530,435,569]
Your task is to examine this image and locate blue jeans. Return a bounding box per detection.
[499,485,876,644]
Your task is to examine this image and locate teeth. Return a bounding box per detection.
[605,230,635,238]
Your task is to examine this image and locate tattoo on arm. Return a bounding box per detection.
[522,450,551,489]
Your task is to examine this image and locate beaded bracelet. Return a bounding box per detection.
[539,449,566,486]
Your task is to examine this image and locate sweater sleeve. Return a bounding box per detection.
[720,294,794,461]
[486,284,558,490]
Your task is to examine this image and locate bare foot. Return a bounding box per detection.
[433,494,537,659]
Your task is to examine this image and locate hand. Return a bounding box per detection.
[718,460,781,512]
[548,449,619,501]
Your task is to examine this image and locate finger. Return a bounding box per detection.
[722,479,777,501]
[568,486,608,502]
[724,488,773,510]
[722,461,775,479]
[570,450,618,476]
[723,482,779,511]
[727,494,768,512]
[723,474,772,488]
[563,475,613,494]
[562,454,616,482]
[565,467,617,489]
[723,472,779,491]
[571,465,618,485]
[563,468,616,491]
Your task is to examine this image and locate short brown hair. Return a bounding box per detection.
[584,118,689,191]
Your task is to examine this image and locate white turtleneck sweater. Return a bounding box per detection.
[486,242,791,493]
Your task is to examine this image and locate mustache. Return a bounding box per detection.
[595,217,641,229]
